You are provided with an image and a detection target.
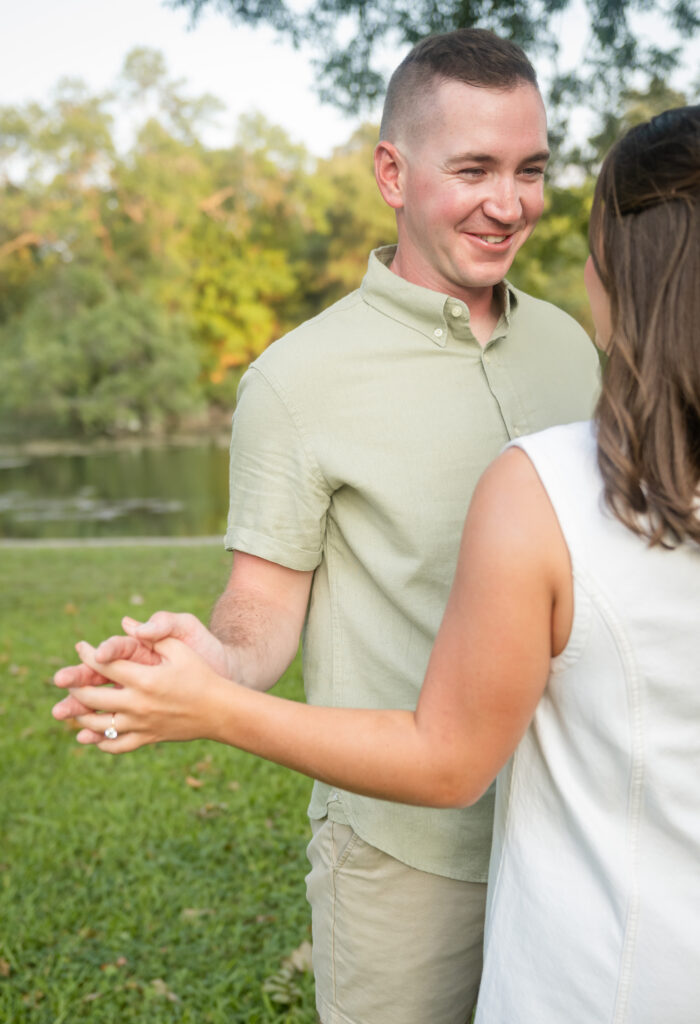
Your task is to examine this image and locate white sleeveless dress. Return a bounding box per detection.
[474,421,700,1024]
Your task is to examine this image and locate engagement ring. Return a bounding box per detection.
[104,714,118,740]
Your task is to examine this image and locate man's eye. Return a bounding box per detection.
[521,167,546,178]
[459,168,485,177]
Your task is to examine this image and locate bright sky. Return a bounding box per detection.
[2,0,379,156]
[2,0,697,158]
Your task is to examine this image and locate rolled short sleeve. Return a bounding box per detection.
[224,366,331,570]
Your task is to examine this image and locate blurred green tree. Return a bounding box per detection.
[1,45,689,440]
[166,0,696,126]
[0,267,202,439]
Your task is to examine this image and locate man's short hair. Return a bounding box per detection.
[380,28,539,143]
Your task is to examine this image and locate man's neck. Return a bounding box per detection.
[388,250,502,348]
[467,291,502,348]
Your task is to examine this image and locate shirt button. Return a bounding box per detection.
[434,328,444,338]
[450,306,463,317]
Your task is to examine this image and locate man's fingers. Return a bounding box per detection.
[124,611,176,641]
[54,662,106,688]
[75,727,106,745]
[121,616,143,631]
[76,641,144,688]
[126,610,200,643]
[52,694,93,720]
[94,634,140,663]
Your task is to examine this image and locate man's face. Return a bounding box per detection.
[390,79,549,301]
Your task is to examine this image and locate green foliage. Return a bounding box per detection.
[0,268,203,440]
[0,544,317,1023]
[0,46,686,440]
[167,0,696,124]
[261,122,398,326]
[508,182,594,331]
[0,53,397,437]
[581,75,690,169]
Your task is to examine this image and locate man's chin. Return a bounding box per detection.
[452,268,512,292]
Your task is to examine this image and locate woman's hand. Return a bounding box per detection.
[64,636,231,753]
[52,612,234,725]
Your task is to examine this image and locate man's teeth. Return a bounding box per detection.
[480,235,507,243]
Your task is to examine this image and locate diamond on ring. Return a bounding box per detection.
[104,715,118,740]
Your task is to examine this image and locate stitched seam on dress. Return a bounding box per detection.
[589,587,644,1024]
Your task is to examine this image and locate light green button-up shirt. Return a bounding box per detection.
[225,246,600,881]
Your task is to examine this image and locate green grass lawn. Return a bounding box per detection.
[0,545,317,1023]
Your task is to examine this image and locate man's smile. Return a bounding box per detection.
[463,231,517,251]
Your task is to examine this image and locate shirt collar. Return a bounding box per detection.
[361,245,517,348]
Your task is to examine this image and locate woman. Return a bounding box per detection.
[55,106,700,1021]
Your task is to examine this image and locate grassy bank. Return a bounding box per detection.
[0,545,316,1023]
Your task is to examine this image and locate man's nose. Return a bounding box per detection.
[482,178,522,224]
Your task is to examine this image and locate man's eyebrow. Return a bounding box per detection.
[524,150,551,163]
[446,150,551,165]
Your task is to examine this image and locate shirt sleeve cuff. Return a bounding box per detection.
[224,524,322,571]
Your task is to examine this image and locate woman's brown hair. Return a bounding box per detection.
[590,105,700,546]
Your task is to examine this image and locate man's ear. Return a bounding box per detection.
[374,140,405,210]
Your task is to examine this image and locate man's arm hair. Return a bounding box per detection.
[210,551,313,691]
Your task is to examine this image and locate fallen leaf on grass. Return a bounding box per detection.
[0,957,11,977]
[262,940,313,1006]
[63,603,78,616]
[99,956,127,973]
[185,775,204,788]
[286,941,313,973]
[194,802,228,820]
[82,992,102,1003]
[181,907,215,920]
[150,978,179,1002]
[21,990,45,1007]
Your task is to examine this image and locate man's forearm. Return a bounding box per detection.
[209,589,301,691]
[209,552,313,691]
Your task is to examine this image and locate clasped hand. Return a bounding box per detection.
[52,613,230,753]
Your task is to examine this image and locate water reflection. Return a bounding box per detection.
[0,441,231,539]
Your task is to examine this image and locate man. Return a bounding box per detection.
[55,29,600,1024]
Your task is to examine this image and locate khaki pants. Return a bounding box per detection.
[305,819,487,1024]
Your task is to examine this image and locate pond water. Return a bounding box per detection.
[0,440,231,539]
